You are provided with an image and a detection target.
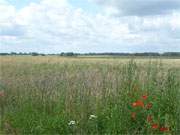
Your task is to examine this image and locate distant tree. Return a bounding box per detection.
[65,52,74,56]
[60,52,78,56]
[60,52,65,56]
[10,52,17,55]
[133,52,160,56]
[0,53,9,56]
[31,52,39,56]
[162,52,180,57]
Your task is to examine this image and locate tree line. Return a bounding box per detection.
[0,52,180,57]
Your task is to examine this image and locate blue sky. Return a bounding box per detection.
[7,0,40,9]
[69,0,100,14]
[0,0,180,53]
[6,0,100,13]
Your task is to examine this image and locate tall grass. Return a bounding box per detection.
[0,57,180,134]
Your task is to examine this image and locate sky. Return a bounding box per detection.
[0,0,180,53]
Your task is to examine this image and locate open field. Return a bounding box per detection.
[0,56,180,134]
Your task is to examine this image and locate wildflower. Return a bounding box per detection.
[147,115,152,122]
[89,115,97,120]
[160,127,169,132]
[0,91,4,97]
[142,95,148,100]
[132,100,144,108]
[146,103,153,109]
[152,124,158,129]
[68,120,75,126]
[131,112,136,119]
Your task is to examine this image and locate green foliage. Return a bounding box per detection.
[0,57,180,134]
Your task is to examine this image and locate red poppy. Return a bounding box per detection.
[132,100,144,108]
[160,127,169,132]
[147,115,152,122]
[131,112,136,119]
[152,124,158,129]
[146,103,153,109]
[142,95,148,100]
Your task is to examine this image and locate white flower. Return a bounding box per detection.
[68,120,75,126]
[89,115,97,120]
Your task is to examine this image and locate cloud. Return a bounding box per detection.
[2,0,135,50]
[0,0,180,53]
[0,0,16,23]
[91,0,180,16]
[0,0,8,4]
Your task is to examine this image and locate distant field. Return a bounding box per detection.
[1,55,180,66]
[0,56,180,134]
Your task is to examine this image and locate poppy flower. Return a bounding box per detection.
[142,95,148,100]
[147,115,152,122]
[146,103,153,109]
[131,112,136,119]
[152,124,158,129]
[132,100,144,108]
[160,127,169,132]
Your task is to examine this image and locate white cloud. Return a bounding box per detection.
[0,0,8,5]
[0,0,180,53]
[0,1,16,24]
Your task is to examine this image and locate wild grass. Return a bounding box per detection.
[0,56,180,134]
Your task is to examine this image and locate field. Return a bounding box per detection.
[0,56,180,134]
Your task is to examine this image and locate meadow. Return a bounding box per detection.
[0,56,180,134]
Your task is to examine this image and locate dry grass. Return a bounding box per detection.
[0,56,180,134]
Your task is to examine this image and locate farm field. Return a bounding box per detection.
[0,56,180,134]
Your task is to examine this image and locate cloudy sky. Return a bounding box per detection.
[0,0,180,53]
